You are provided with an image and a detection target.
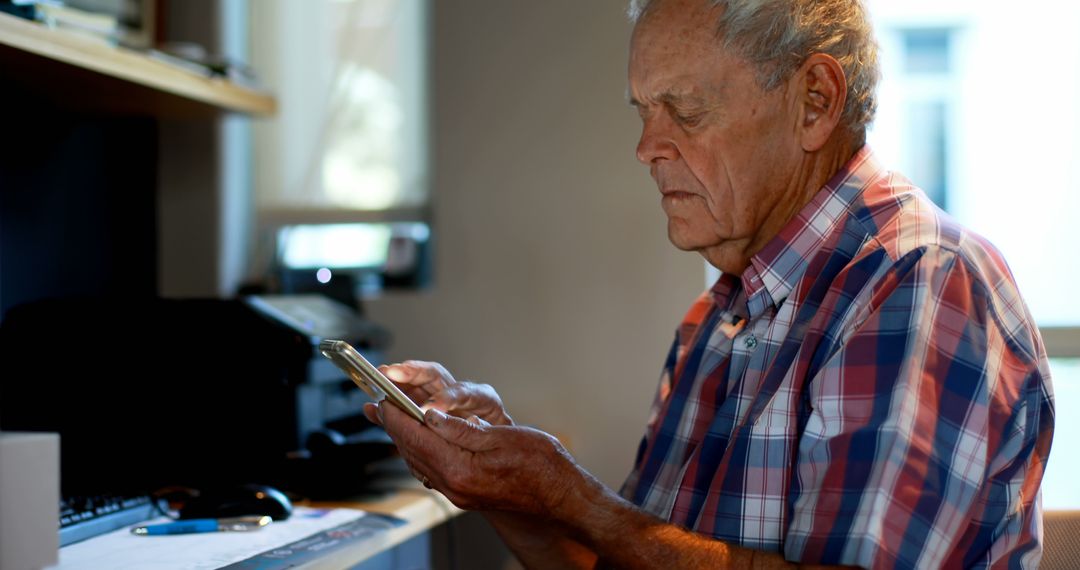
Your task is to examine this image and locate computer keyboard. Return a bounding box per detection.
[60,495,158,546]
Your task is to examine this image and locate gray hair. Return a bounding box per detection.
[628,0,880,135]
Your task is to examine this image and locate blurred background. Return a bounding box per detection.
[250,0,705,491]
[1,1,1077,566]
[242,0,1080,503]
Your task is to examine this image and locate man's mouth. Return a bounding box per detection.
[661,190,696,199]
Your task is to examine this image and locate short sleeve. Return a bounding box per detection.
[783,246,1053,569]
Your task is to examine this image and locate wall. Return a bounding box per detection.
[366,0,705,487]
[158,0,252,298]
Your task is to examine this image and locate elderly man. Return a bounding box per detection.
[365,0,1055,567]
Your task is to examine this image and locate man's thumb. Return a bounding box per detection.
[425,408,491,451]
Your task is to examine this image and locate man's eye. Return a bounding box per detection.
[673,111,704,127]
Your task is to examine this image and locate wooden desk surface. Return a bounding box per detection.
[295,475,463,569]
[51,473,462,570]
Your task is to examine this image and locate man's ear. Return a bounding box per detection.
[795,53,847,152]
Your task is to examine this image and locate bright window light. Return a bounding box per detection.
[1041,359,1080,508]
[866,0,1080,326]
[278,224,392,269]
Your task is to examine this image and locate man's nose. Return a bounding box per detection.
[636,118,679,165]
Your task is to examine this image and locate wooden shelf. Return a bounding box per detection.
[0,11,276,117]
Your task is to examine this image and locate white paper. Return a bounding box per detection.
[49,506,366,570]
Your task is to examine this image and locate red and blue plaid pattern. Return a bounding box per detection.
[621,147,1055,568]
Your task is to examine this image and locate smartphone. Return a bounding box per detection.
[318,339,426,423]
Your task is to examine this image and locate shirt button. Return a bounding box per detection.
[744,335,758,349]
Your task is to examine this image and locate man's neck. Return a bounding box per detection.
[702,136,860,275]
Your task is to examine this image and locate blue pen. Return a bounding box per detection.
[131,516,272,535]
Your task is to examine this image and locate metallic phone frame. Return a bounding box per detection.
[318,339,426,422]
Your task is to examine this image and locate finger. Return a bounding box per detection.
[381,361,426,384]
[405,463,431,488]
[381,362,447,404]
[378,403,459,491]
[466,415,492,427]
[401,455,441,491]
[396,450,437,490]
[393,443,441,484]
[400,385,432,406]
[427,383,512,425]
[394,449,435,490]
[382,361,445,389]
[426,383,467,412]
[412,360,456,382]
[407,361,454,393]
[380,362,420,384]
[429,383,489,413]
[424,409,497,452]
[363,402,382,426]
[379,363,439,404]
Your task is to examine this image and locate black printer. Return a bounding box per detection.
[0,294,397,501]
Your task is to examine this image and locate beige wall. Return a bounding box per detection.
[366,0,704,487]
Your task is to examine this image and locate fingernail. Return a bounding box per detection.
[426,408,446,426]
[385,368,404,381]
[377,403,385,422]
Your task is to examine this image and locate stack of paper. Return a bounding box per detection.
[51,506,401,570]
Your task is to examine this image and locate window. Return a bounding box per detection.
[898,27,953,208]
[251,0,429,297]
[871,24,958,211]
[867,0,1080,509]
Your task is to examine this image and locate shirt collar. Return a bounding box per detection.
[709,271,740,309]
[742,146,885,314]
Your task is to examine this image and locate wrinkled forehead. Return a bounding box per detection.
[630,0,724,64]
[629,0,728,88]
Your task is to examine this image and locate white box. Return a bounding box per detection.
[0,432,60,570]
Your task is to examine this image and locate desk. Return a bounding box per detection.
[302,477,462,570]
[54,474,462,570]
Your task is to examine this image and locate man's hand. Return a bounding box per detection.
[361,362,597,568]
[376,360,513,426]
[373,401,576,516]
[368,391,837,569]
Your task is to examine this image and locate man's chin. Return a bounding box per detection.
[666,223,714,253]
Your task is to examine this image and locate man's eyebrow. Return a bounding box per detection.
[661,92,707,107]
[625,90,704,109]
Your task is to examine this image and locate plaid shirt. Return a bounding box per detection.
[621,147,1055,569]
